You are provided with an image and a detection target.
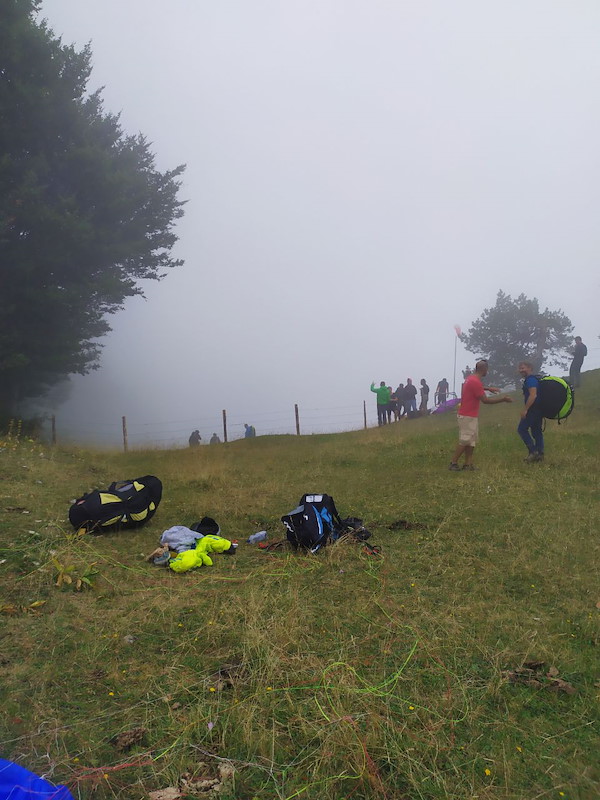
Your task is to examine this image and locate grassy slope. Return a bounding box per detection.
[0,372,598,800]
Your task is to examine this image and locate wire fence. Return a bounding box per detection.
[43,401,382,450]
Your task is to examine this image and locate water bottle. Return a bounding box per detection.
[247,531,267,544]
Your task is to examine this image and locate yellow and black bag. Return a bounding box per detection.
[68,475,162,533]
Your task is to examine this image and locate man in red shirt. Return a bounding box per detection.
[449,359,512,471]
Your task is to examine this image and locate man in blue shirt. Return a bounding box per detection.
[517,361,544,463]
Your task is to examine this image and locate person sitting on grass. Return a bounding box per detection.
[449,359,512,471]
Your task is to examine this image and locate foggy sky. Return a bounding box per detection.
[39,0,600,445]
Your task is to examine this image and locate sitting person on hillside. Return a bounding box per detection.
[210,433,221,445]
[188,429,201,447]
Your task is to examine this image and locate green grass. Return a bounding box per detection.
[1,372,598,799]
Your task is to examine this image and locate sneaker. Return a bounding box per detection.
[462,464,477,471]
[448,463,460,471]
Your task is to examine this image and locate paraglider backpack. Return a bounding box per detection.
[281,493,344,553]
[535,376,574,422]
[69,475,163,533]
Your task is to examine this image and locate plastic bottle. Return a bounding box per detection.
[247,531,267,544]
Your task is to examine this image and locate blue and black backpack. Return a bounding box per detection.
[281,494,371,553]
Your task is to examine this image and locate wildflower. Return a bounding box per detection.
[408,705,415,710]
[209,687,216,692]
[108,691,114,696]
[266,687,273,691]
[73,758,79,763]
[484,768,491,776]
[178,623,183,628]
[103,773,109,779]
[516,746,522,752]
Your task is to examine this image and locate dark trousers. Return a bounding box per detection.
[518,408,544,454]
[569,362,582,388]
[377,404,387,426]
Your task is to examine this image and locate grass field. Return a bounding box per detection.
[1,372,598,799]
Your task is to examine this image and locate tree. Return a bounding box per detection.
[461,291,573,388]
[0,0,185,415]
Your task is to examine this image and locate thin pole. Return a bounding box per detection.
[453,334,458,396]
[363,400,367,429]
[51,415,56,445]
[294,403,300,435]
[222,409,228,443]
[122,416,128,453]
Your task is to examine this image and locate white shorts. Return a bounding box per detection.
[457,414,478,446]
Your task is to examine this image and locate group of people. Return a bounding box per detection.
[370,377,453,426]
[449,335,587,470]
[371,336,587,468]
[189,430,221,446]
[188,422,257,447]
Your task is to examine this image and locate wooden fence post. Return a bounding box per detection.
[363,400,367,430]
[222,409,228,443]
[295,403,300,435]
[122,416,128,453]
[51,414,56,445]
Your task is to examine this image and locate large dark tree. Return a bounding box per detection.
[0,0,185,415]
[461,291,573,387]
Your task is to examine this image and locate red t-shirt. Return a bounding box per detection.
[459,374,486,417]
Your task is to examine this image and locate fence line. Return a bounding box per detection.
[45,400,389,450]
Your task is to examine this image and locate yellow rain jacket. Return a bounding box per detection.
[169,535,233,573]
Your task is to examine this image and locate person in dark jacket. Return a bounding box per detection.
[405,378,418,414]
[569,336,587,388]
[189,430,201,447]
[420,379,430,413]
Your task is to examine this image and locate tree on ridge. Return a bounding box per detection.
[461,291,573,388]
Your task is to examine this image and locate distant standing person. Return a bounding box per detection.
[419,379,430,413]
[405,378,418,414]
[386,386,394,423]
[395,383,405,419]
[517,361,544,463]
[210,433,221,445]
[449,359,512,471]
[370,381,391,426]
[436,377,449,406]
[244,423,256,438]
[569,336,587,388]
[188,430,201,447]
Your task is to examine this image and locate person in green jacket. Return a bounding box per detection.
[371,381,391,426]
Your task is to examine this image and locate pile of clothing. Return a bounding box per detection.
[147,517,237,573]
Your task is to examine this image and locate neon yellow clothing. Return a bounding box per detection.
[169,535,232,573]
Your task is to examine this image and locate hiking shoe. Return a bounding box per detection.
[448,463,460,471]
[535,453,545,462]
[523,453,538,463]
[462,464,477,471]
